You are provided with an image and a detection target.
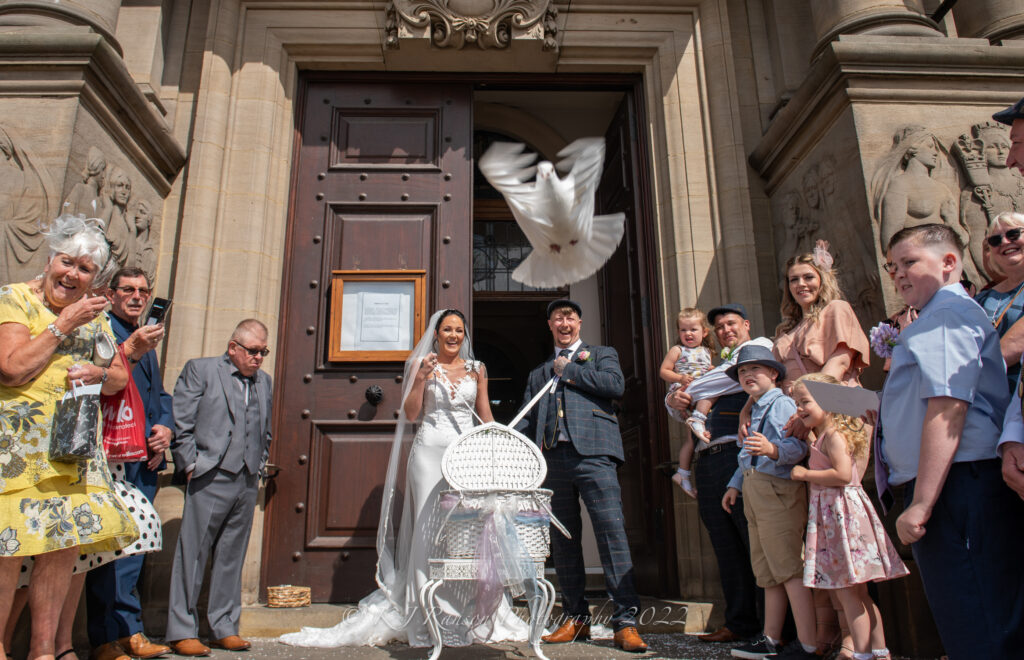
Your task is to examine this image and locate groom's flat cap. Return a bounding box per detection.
[993,97,1024,126]
[547,298,582,318]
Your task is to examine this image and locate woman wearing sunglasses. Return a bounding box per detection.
[975,211,1024,394]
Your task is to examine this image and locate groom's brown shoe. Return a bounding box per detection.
[614,626,648,653]
[542,619,590,643]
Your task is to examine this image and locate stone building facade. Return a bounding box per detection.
[2,0,1022,654]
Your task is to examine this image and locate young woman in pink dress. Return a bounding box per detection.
[789,373,909,660]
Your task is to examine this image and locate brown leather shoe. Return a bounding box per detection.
[117,633,170,659]
[209,636,251,652]
[696,626,740,643]
[541,619,590,643]
[614,626,648,653]
[90,642,131,660]
[167,639,210,657]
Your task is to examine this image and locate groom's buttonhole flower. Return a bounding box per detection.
[720,346,733,361]
[869,322,900,359]
[576,350,592,362]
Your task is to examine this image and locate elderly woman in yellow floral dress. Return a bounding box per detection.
[0,214,138,660]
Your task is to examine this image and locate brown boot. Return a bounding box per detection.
[614,626,648,653]
[117,634,170,659]
[209,636,251,652]
[167,639,210,657]
[541,619,591,643]
[90,642,130,660]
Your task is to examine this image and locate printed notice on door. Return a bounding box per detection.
[359,292,401,342]
[339,281,414,351]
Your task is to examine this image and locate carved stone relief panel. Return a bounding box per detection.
[865,121,1024,288]
[60,149,161,283]
[385,0,557,50]
[0,123,56,283]
[952,121,1024,279]
[773,148,884,325]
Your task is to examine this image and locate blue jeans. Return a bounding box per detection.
[903,459,1024,660]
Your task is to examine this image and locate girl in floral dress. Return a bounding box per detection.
[789,373,908,660]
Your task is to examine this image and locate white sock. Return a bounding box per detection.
[765,635,780,647]
[872,649,891,659]
[853,653,873,660]
[801,642,817,653]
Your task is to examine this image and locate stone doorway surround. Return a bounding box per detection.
[161,0,765,606]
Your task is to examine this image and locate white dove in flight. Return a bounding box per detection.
[478,137,626,289]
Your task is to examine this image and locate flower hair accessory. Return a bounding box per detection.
[869,322,900,359]
[812,239,834,271]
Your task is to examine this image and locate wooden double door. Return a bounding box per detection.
[261,74,674,602]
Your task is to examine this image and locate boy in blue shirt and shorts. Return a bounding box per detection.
[879,223,1024,660]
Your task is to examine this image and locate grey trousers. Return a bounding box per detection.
[165,468,259,641]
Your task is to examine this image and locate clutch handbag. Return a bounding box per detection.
[93,331,116,368]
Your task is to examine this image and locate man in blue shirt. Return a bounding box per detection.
[87,267,173,660]
[880,224,1024,659]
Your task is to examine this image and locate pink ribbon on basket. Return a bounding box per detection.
[473,494,533,621]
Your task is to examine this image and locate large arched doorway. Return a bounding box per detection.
[261,74,675,601]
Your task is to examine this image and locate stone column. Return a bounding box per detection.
[953,1,1024,42]
[809,0,941,60]
[0,0,122,52]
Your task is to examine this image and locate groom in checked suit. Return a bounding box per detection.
[515,299,647,653]
[165,319,273,656]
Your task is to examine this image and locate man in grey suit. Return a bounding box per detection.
[165,319,273,656]
[514,299,646,653]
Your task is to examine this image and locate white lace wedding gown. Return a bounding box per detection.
[280,372,530,648]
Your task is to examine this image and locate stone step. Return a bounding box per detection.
[241,598,712,638]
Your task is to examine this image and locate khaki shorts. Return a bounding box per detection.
[742,469,808,589]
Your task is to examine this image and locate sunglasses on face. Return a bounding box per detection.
[986,228,1023,247]
[233,341,269,357]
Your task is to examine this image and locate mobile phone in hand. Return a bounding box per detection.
[146,297,172,326]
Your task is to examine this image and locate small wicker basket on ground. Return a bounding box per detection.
[267,585,311,608]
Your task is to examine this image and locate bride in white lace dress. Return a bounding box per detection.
[280,309,529,648]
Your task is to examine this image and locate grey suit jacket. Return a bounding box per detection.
[514,342,626,463]
[171,353,273,480]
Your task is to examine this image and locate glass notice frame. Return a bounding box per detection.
[328,270,426,362]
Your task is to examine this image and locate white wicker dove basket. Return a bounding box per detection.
[437,421,568,560]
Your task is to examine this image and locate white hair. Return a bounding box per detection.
[42,213,117,287]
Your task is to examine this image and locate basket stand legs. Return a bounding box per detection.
[526,577,555,660]
[419,579,444,660]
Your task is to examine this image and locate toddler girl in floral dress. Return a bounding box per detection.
[789,372,908,660]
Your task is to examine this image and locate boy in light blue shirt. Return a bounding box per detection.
[879,223,1024,660]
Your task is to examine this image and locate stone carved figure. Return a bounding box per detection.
[101,166,136,268]
[777,154,882,321]
[131,199,157,280]
[63,146,107,217]
[0,124,54,283]
[870,126,962,252]
[953,122,1024,279]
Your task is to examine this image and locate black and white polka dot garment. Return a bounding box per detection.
[16,461,163,589]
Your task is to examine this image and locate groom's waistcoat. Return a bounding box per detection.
[516,343,626,463]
